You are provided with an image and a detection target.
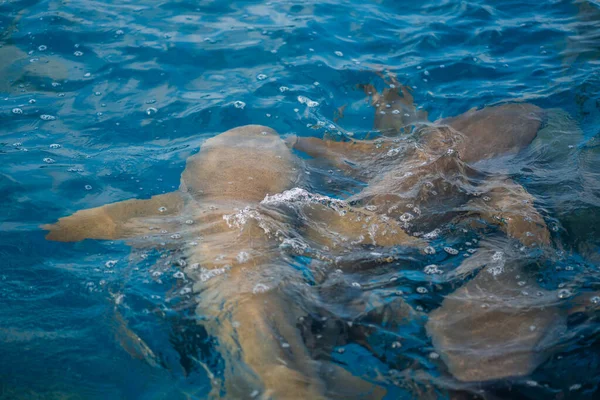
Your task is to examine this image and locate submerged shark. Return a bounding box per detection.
[288,80,595,383]
[43,125,397,399]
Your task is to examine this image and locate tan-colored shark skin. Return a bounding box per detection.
[43,125,390,399]
[426,266,566,382]
[289,82,563,383]
[291,84,549,247]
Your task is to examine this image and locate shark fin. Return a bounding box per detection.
[42,192,185,242]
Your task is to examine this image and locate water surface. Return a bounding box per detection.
[1,0,600,399]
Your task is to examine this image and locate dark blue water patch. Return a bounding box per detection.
[0,228,212,399]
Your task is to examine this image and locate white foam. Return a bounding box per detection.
[199,265,230,282]
[487,251,505,276]
[261,187,348,216]
[297,96,319,107]
[223,207,271,234]
[423,228,441,239]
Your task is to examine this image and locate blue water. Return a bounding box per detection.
[1,0,600,398]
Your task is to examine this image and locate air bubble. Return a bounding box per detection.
[400,212,414,222]
[40,114,56,121]
[146,107,157,116]
[297,96,319,107]
[424,264,442,275]
[558,289,572,299]
[237,251,250,263]
[423,246,436,255]
[423,229,441,239]
[253,283,269,294]
[351,282,362,289]
[185,219,194,225]
[416,286,428,294]
[49,143,61,149]
[443,247,459,255]
[43,158,56,164]
[105,260,117,268]
[233,100,246,109]
[85,185,92,190]
[158,206,167,212]
[12,108,23,114]
[180,287,192,295]
[74,51,83,56]
[38,45,47,51]
[256,74,268,80]
[334,51,343,57]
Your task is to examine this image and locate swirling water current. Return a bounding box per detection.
[1,0,600,399]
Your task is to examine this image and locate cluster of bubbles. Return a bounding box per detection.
[261,187,348,216]
[423,264,442,275]
[252,283,270,294]
[443,246,459,255]
[223,206,270,234]
[297,96,319,108]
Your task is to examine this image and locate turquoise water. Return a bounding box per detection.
[1,0,600,399]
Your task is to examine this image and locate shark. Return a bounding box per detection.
[43,124,402,399]
[287,79,592,383]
